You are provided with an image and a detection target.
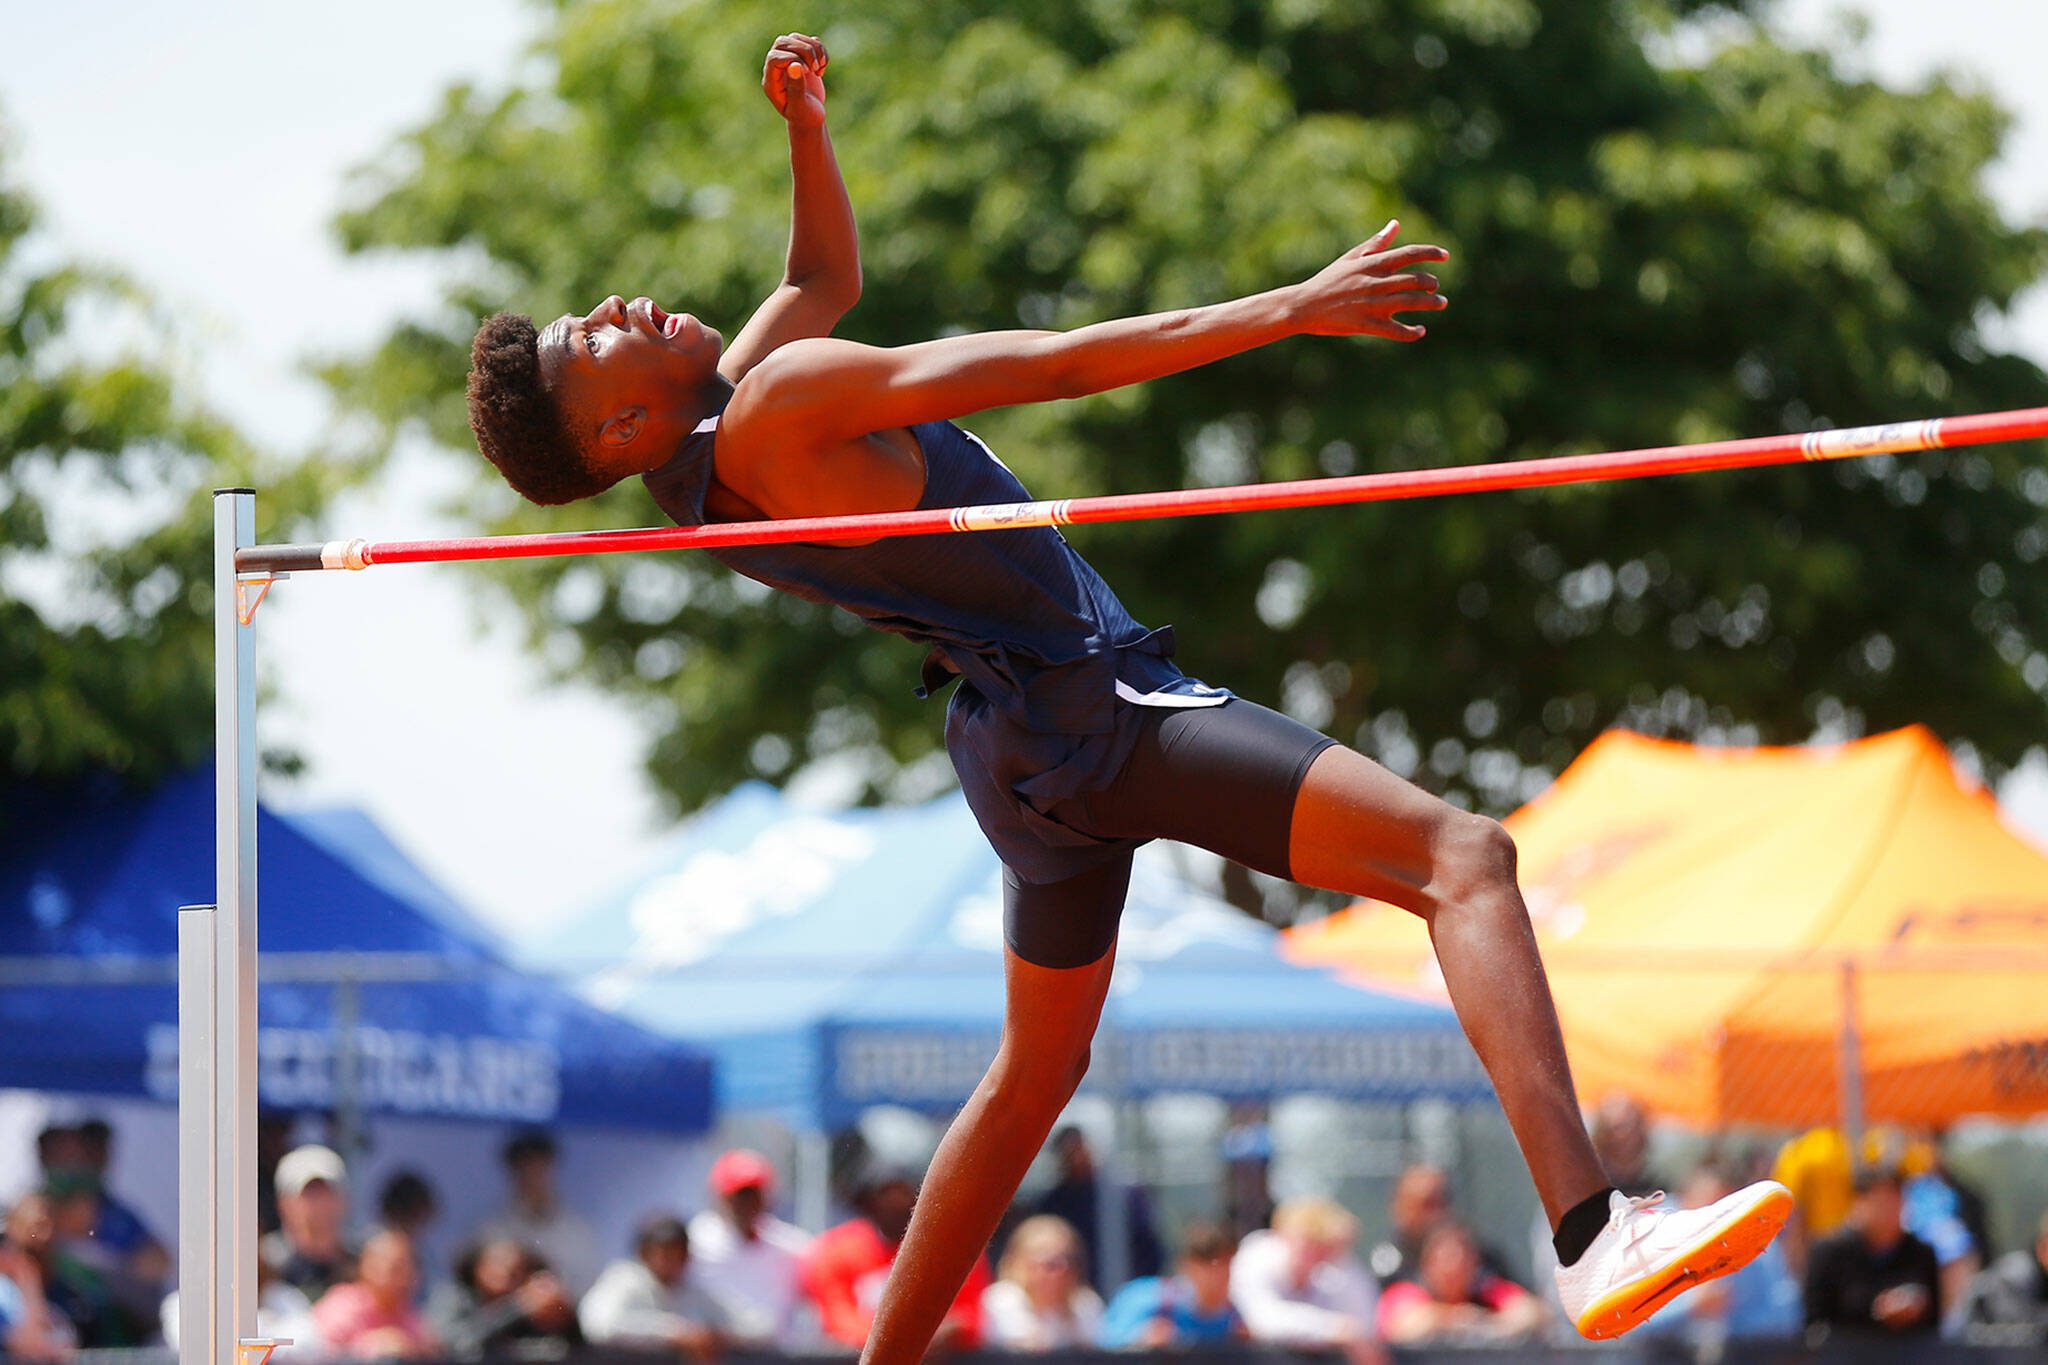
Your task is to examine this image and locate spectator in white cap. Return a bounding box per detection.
[473,1130,601,1298]
[686,1149,815,1348]
[261,1146,356,1302]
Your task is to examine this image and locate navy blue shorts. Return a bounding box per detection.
[993,698,1337,968]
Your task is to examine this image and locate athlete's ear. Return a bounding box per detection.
[599,406,646,448]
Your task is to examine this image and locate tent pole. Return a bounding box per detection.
[1837,957,1865,1152]
[334,969,364,1169]
[198,489,261,1365]
[1095,1027,1132,1295]
[795,1128,832,1234]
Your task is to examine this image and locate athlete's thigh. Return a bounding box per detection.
[1068,698,1473,913]
[1286,742,1478,914]
[1002,853,1133,971]
[1066,699,1335,880]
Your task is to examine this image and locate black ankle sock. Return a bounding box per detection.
[1553,1187,1618,1267]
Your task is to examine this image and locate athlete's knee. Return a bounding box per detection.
[1429,811,1519,908]
[992,1037,1093,1109]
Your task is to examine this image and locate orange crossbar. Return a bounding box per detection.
[237,407,2048,574]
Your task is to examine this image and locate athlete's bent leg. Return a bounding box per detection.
[1050,699,1785,1338]
[858,915,1120,1364]
[1056,700,1606,1221]
[1286,744,1606,1226]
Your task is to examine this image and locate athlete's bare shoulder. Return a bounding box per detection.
[718,339,924,522]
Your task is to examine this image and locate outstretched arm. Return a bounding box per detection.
[730,221,1446,445]
[719,33,862,383]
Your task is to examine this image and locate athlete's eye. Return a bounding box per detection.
[585,331,599,357]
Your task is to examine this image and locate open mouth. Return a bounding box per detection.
[644,301,686,339]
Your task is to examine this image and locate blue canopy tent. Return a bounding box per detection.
[0,769,714,1133]
[530,782,1486,1133]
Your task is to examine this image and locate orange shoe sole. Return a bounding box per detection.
[1572,1185,1794,1340]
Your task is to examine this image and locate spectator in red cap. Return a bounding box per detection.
[802,1165,990,1353]
[686,1150,815,1348]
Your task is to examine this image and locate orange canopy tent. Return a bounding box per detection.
[1284,726,2048,1129]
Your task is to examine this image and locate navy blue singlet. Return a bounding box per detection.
[642,415,1230,882]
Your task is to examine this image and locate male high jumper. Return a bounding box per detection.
[464,33,1791,1355]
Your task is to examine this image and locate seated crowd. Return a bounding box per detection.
[4,1112,2046,1359]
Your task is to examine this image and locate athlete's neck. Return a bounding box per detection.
[691,372,734,425]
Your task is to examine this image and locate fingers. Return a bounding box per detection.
[1352,219,1401,256]
[1365,242,1451,272]
[763,33,828,101]
[1366,271,1440,294]
[1376,290,1449,312]
[772,33,827,72]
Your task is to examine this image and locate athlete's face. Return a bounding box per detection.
[537,294,723,478]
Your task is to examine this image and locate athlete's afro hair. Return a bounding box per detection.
[466,311,611,506]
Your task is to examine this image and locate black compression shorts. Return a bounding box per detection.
[1003,698,1337,969]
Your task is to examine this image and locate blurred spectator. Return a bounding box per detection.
[256,1110,298,1236]
[1368,1164,1523,1289]
[1098,1220,1245,1349]
[477,1130,601,1298]
[52,1120,169,1335]
[687,1149,813,1348]
[378,1171,440,1241]
[1774,1124,1856,1270]
[1591,1091,1657,1196]
[1376,1219,1541,1346]
[263,1145,357,1302]
[1230,1197,1381,1363]
[983,1215,1102,1351]
[1961,1208,2048,1339]
[163,1243,322,1357]
[1918,1133,1994,1268]
[1803,1165,1940,1341]
[1897,1136,1984,1322]
[41,1174,140,1345]
[580,1216,728,1360]
[1031,1127,1163,1292]
[1368,1164,1449,1284]
[313,1229,439,1360]
[1,1194,79,1361]
[72,1120,160,1259]
[1773,1124,1991,1286]
[802,1165,989,1353]
[427,1237,580,1358]
[33,1127,86,1184]
[1643,1161,1800,1342]
[1220,1105,1274,1240]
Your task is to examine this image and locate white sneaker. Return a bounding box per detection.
[1554,1181,1793,1340]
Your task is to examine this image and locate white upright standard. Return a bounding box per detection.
[178,488,262,1365]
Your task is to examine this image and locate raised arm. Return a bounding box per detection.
[718,33,862,383]
[729,222,1447,444]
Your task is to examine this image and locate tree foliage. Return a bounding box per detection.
[0,127,328,783]
[330,0,2048,829]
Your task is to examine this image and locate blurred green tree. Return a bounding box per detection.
[328,0,2048,880]
[0,130,331,783]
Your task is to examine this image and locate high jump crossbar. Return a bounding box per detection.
[237,407,2048,576]
[187,404,2048,1365]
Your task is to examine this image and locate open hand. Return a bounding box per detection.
[763,33,829,130]
[1293,220,1449,340]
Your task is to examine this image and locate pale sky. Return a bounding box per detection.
[4,0,2044,934]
